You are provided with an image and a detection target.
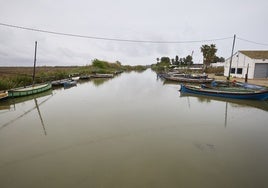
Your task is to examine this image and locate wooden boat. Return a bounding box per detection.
[79,75,91,80]
[211,80,267,90]
[63,80,77,88]
[51,79,70,87]
[161,73,214,83]
[179,84,268,100]
[165,76,214,83]
[0,91,8,101]
[71,76,80,81]
[90,73,114,78]
[8,83,52,98]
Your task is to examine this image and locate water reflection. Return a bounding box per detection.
[179,92,268,112]
[91,78,113,86]
[34,98,47,135]
[1,70,268,188]
[0,89,52,110]
[0,90,53,134]
[180,92,268,128]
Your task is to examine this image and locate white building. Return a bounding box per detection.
[224,50,268,79]
[211,62,225,68]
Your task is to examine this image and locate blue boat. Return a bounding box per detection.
[63,80,77,88]
[179,84,268,100]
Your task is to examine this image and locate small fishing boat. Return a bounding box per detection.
[161,73,214,83]
[165,76,214,83]
[8,83,52,98]
[79,75,91,80]
[71,76,80,81]
[0,91,8,101]
[179,84,268,100]
[211,80,267,90]
[63,80,77,88]
[51,79,70,87]
[90,73,114,78]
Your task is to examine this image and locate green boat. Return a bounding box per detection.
[8,83,52,98]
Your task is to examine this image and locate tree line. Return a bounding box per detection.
[155,44,225,70]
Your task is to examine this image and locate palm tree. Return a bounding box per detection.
[200,44,217,71]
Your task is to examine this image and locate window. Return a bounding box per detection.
[237,68,243,74]
[231,68,235,73]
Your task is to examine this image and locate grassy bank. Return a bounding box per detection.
[0,59,147,90]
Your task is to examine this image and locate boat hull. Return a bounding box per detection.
[161,73,214,83]
[0,91,8,101]
[8,83,52,98]
[63,81,77,88]
[90,74,114,78]
[180,84,268,100]
[165,76,214,83]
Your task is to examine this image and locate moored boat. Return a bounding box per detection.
[51,79,70,87]
[8,83,52,98]
[0,91,8,101]
[161,72,214,83]
[211,80,267,90]
[63,80,77,88]
[71,76,80,81]
[90,73,114,78]
[179,84,268,100]
[165,76,214,83]
[79,75,91,80]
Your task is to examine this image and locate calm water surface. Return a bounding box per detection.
[1,70,268,188]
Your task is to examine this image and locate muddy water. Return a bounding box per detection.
[0,69,268,188]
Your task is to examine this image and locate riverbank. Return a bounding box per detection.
[0,60,147,90]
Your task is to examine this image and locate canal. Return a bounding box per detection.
[0,69,268,188]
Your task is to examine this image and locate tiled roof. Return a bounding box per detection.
[239,50,268,59]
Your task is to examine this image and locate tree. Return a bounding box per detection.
[213,56,225,63]
[185,55,193,66]
[160,57,171,64]
[175,55,179,65]
[200,44,217,70]
[156,58,160,63]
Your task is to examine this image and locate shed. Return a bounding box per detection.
[224,50,268,79]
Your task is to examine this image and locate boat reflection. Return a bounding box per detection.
[91,78,113,87]
[179,92,268,112]
[0,90,53,135]
[0,89,53,109]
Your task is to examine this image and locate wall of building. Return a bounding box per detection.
[224,52,255,79]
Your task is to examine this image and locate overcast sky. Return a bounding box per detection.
[0,0,268,66]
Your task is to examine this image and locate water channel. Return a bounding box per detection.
[0,69,268,188]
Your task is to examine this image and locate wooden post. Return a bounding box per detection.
[32,41,37,86]
[245,63,249,83]
[227,34,236,80]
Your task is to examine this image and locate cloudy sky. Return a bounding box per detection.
[0,0,268,66]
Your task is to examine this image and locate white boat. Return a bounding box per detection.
[0,91,8,101]
[71,76,80,81]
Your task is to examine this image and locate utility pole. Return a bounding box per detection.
[227,34,236,80]
[32,41,37,86]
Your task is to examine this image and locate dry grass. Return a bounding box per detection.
[0,66,77,77]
